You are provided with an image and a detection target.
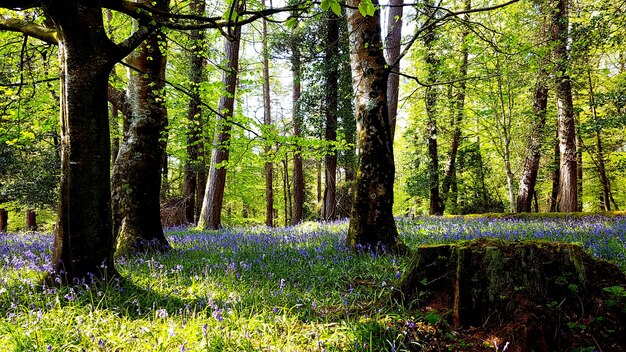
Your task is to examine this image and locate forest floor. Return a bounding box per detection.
[1,215,625,351]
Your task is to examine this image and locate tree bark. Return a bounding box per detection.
[384,0,403,141]
[261,2,274,227]
[517,70,548,212]
[47,0,119,281]
[423,0,443,216]
[0,208,7,233]
[323,12,339,221]
[112,0,170,255]
[441,0,470,212]
[198,8,243,230]
[25,209,37,231]
[291,32,305,225]
[551,0,578,212]
[345,0,402,251]
[550,132,560,212]
[183,0,206,224]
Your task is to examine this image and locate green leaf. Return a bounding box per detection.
[321,0,330,11]
[358,0,376,16]
[285,17,298,29]
[330,1,341,16]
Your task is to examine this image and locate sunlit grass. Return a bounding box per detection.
[1,216,625,351]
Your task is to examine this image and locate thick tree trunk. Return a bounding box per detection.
[291,37,304,225]
[183,1,205,224]
[384,0,403,141]
[517,69,549,212]
[262,5,274,227]
[25,209,37,231]
[551,0,577,212]
[0,208,7,233]
[48,0,118,281]
[345,0,403,251]
[198,14,242,230]
[323,12,339,221]
[112,0,170,255]
[441,0,470,211]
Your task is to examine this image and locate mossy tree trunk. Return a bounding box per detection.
[112,0,171,256]
[345,0,402,251]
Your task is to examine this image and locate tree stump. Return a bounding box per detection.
[394,239,626,351]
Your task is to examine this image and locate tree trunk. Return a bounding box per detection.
[291,34,305,225]
[517,69,549,212]
[550,133,560,212]
[384,0,403,141]
[25,209,37,231]
[47,0,118,281]
[110,105,120,164]
[551,0,577,212]
[423,0,443,216]
[0,208,7,233]
[441,0,470,211]
[323,12,339,221]
[183,0,206,224]
[112,0,170,255]
[198,9,242,230]
[261,3,274,227]
[345,0,403,251]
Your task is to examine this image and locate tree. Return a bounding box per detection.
[198,1,245,230]
[183,0,207,224]
[322,12,339,221]
[262,0,274,227]
[423,0,444,216]
[384,0,403,141]
[290,23,305,225]
[344,0,402,251]
[111,0,171,255]
[550,0,578,211]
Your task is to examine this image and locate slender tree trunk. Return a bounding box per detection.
[385,0,403,140]
[183,0,206,223]
[25,209,37,231]
[110,105,120,164]
[517,69,549,212]
[551,0,577,212]
[345,0,403,251]
[441,0,470,211]
[291,36,304,225]
[550,133,560,212]
[423,1,443,216]
[112,0,170,255]
[283,155,291,226]
[47,0,119,281]
[323,12,339,221]
[0,208,7,233]
[198,9,242,230]
[261,3,274,227]
[317,158,322,207]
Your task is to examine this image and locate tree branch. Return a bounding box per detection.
[0,18,57,44]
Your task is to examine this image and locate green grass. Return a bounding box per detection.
[1,215,625,351]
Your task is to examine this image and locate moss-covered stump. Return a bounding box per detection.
[393,239,626,351]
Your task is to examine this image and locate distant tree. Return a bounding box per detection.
[198,0,245,230]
